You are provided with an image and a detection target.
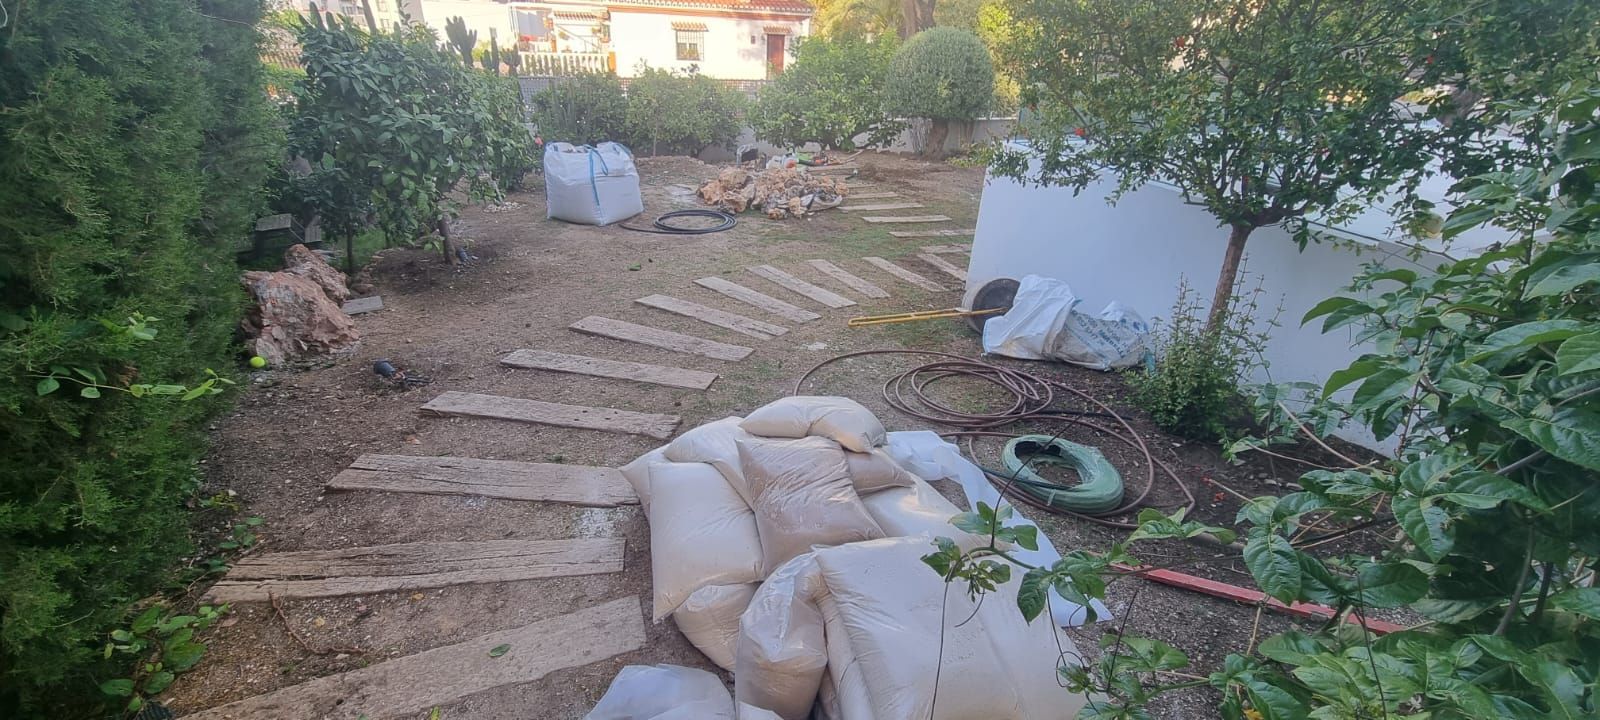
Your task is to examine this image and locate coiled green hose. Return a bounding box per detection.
[1000,435,1125,515]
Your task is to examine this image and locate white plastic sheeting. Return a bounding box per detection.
[981,274,1150,371]
[584,664,734,720]
[544,142,644,226]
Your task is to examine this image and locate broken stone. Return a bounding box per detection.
[697,167,847,220]
[240,271,360,366]
[283,243,351,304]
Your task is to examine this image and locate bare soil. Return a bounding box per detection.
[167,151,1383,719]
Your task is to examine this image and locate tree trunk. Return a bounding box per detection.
[899,0,934,39]
[1207,223,1253,331]
[438,217,460,266]
[344,233,356,275]
[921,119,950,160]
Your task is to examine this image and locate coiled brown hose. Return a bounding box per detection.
[792,350,1196,529]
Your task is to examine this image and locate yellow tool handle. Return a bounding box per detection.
[847,307,1005,327]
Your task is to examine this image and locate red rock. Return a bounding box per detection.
[283,244,351,304]
[240,271,360,365]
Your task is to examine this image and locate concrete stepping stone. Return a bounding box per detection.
[501,349,717,390]
[694,277,820,323]
[203,537,625,603]
[181,596,645,719]
[862,256,949,292]
[747,265,856,308]
[421,391,681,439]
[570,316,753,361]
[341,296,384,315]
[917,253,969,282]
[861,215,951,224]
[635,294,788,340]
[327,453,638,507]
[806,259,889,299]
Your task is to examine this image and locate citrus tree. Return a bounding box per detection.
[931,81,1600,719]
[884,27,993,159]
[749,35,904,151]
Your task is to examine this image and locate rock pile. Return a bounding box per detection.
[241,244,360,365]
[696,167,848,220]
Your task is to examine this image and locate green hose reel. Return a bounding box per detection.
[999,435,1125,515]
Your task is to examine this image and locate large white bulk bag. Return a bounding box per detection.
[673,583,758,671]
[545,142,643,226]
[737,436,884,574]
[740,396,887,452]
[648,463,763,620]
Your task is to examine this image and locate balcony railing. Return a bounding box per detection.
[519,51,611,76]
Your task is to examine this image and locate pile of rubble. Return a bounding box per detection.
[696,167,848,220]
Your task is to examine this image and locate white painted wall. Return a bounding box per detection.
[412,0,517,42]
[609,11,807,80]
[964,144,1517,451]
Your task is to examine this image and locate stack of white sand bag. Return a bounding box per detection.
[614,396,1094,719]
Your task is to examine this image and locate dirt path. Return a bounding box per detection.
[168,152,1338,719]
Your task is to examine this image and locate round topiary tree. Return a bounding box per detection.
[884,27,993,159]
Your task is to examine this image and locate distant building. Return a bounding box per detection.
[395,0,812,80]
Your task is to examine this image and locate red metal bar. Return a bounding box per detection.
[1117,565,1408,635]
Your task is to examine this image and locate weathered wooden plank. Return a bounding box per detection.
[888,228,976,238]
[501,349,717,390]
[917,253,969,282]
[862,256,949,292]
[181,596,646,719]
[747,265,856,308]
[570,316,754,361]
[342,296,384,315]
[694,277,821,323]
[806,259,889,299]
[847,191,900,199]
[635,294,788,340]
[919,244,972,254]
[204,538,625,603]
[808,164,858,174]
[840,202,925,212]
[421,391,681,439]
[861,215,952,224]
[328,453,639,506]
[845,182,877,188]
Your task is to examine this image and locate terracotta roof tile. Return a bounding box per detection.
[610,0,812,15]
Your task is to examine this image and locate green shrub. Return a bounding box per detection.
[622,65,744,156]
[748,35,904,150]
[884,27,994,157]
[1129,278,1273,441]
[529,73,629,146]
[0,0,280,713]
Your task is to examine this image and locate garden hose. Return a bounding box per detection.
[619,209,737,235]
[1000,435,1125,515]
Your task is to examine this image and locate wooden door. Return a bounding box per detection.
[765,34,786,77]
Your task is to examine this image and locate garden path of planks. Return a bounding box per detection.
[694,277,820,323]
[806,259,889,299]
[890,228,974,238]
[920,244,971,254]
[204,538,626,603]
[863,256,949,292]
[328,453,638,507]
[917,253,969,282]
[421,391,680,439]
[635,294,788,340]
[501,349,717,390]
[748,265,856,308]
[181,596,645,719]
[841,202,924,212]
[570,315,754,361]
[861,215,952,224]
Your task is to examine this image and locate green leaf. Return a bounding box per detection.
[1556,332,1600,375]
[1518,659,1587,720]
[1351,368,1418,411]
[1257,631,1324,665]
[142,670,175,694]
[1467,320,1587,361]
[1243,534,1300,604]
[131,607,162,634]
[1548,587,1600,619]
[1243,678,1306,720]
[1392,496,1452,560]
[1440,471,1547,510]
[1017,567,1051,622]
[99,679,135,697]
[1441,205,1495,238]
[1322,360,1382,398]
[1524,254,1600,298]
[1354,562,1429,608]
[36,376,60,395]
[163,642,206,672]
[1301,296,1360,325]
[1010,524,1039,552]
[1503,407,1600,471]
[488,643,511,657]
[80,386,102,398]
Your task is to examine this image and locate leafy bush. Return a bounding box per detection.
[1129,277,1274,441]
[0,0,280,713]
[622,66,744,156]
[884,27,994,157]
[748,35,904,150]
[528,73,629,146]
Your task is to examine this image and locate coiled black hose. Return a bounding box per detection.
[619,209,738,234]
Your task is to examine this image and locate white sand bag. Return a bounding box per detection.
[735,553,829,720]
[649,463,763,620]
[813,537,1088,719]
[844,449,918,494]
[738,704,783,720]
[618,446,668,519]
[861,476,993,551]
[664,416,756,504]
[740,396,886,452]
[545,142,643,226]
[817,592,875,720]
[737,436,884,574]
[673,583,758,671]
[585,664,734,720]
